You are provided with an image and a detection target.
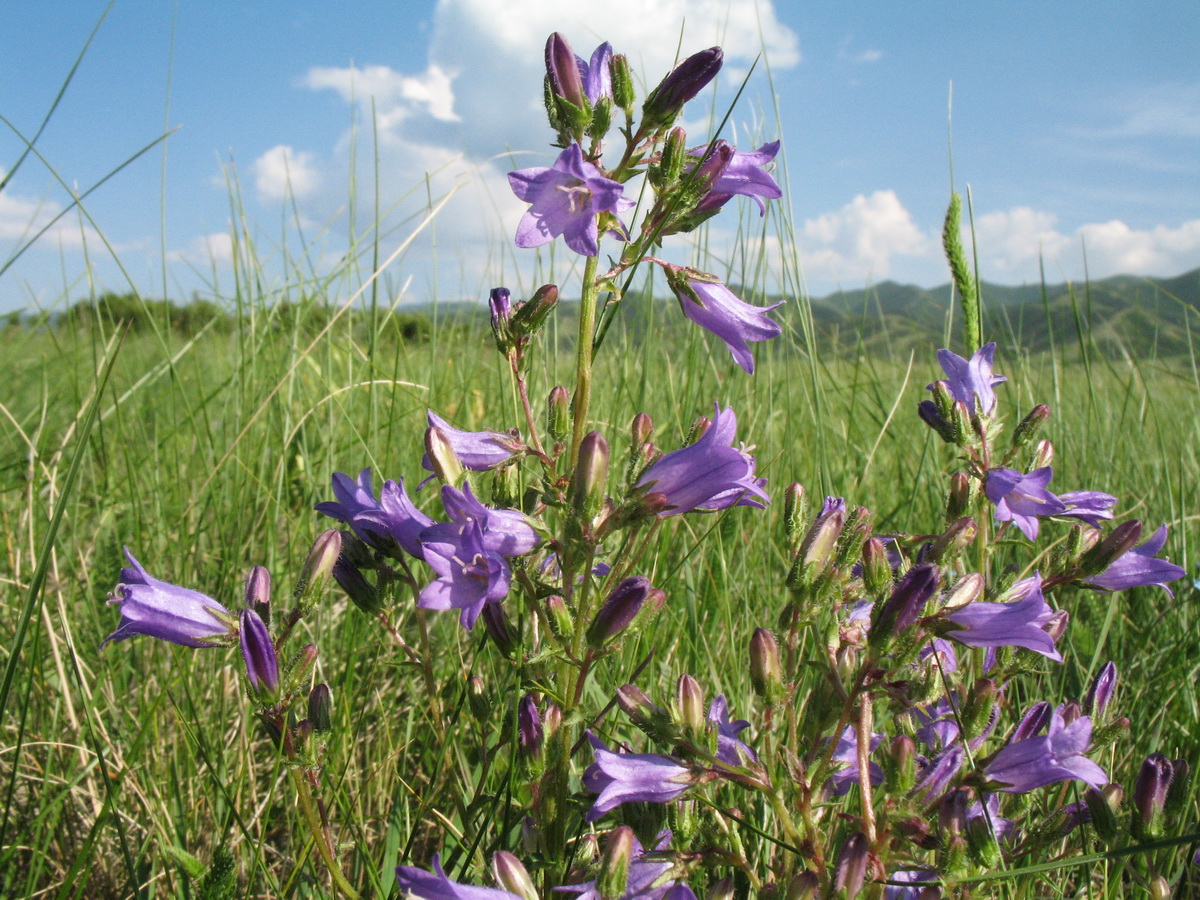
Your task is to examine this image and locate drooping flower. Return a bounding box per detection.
[669,276,782,374]
[928,343,1007,415]
[635,404,768,514]
[1083,524,1186,596]
[315,468,382,542]
[690,140,782,216]
[1057,490,1118,527]
[421,410,522,477]
[984,709,1107,793]
[103,549,231,648]
[583,733,695,821]
[508,144,632,256]
[984,467,1066,541]
[395,853,520,900]
[944,573,1063,661]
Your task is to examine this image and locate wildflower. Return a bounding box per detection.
[668,274,782,374]
[559,831,677,900]
[239,608,278,701]
[635,404,768,514]
[421,410,522,477]
[827,725,884,797]
[1057,490,1118,527]
[984,709,1106,793]
[103,549,231,648]
[508,144,631,256]
[884,869,938,900]
[395,853,520,899]
[578,41,613,103]
[968,794,1014,843]
[1083,524,1186,596]
[583,733,695,821]
[315,468,383,542]
[422,483,540,558]
[928,343,1006,415]
[1084,661,1118,717]
[984,467,1066,541]
[419,518,512,630]
[350,476,433,560]
[708,695,756,765]
[944,573,1062,661]
[911,745,965,803]
[690,140,782,216]
[642,46,723,129]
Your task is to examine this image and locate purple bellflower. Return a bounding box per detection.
[827,725,884,797]
[929,342,1007,415]
[944,573,1063,661]
[1057,490,1118,527]
[985,467,1066,541]
[239,608,279,699]
[103,549,231,648]
[707,695,756,765]
[508,144,632,257]
[984,709,1107,793]
[669,275,782,374]
[1084,524,1186,596]
[395,853,520,900]
[968,793,1015,843]
[583,733,696,821]
[422,483,541,558]
[558,831,677,900]
[577,42,613,103]
[421,410,522,476]
[315,468,381,540]
[419,518,512,631]
[352,476,434,560]
[690,140,782,216]
[884,869,939,900]
[635,404,768,514]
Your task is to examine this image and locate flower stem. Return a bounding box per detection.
[570,255,600,468]
[291,767,360,900]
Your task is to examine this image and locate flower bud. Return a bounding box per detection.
[632,411,654,445]
[547,385,570,444]
[244,565,271,625]
[482,601,519,658]
[939,787,969,838]
[783,482,807,549]
[1011,701,1051,742]
[543,703,562,740]
[962,678,998,736]
[294,718,314,752]
[617,684,674,743]
[832,831,869,900]
[675,674,706,738]
[1084,661,1118,718]
[1043,609,1070,643]
[545,33,589,137]
[927,516,977,562]
[785,871,820,900]
[749,628,783,703]
[890,734,917,793]
[653,127,689,187]
[545,594,574,639]
[492,851,538,900]
[295,529,342,608]
[491,463,520,510]
[789,508,844,591]
[966,808,1001,868]
[642,47,723,130]
[291,643,319,685]
[573,430,610,520]
[871,563,939,648]
[946,472,972,521]
[333,556,384,615]
[941,572,984,612]
[1133,753,1173,840]
[489,287,513,354]
[861,537,892,595]
[1150,876,1171,900]
[588,576,655,648]
[510,284,559,340]
[918,399,957,443]
[1030,438,1054,470]
[1079,519,1142,577]
[685,414,712,446]
[424,424,464,487]
[690,140,734,197]
[597,826,635,900]
[1012,403,1051,451]
[1084,785,1120,843]
[468,675,490,722]
[517,694,543,761]
[239,608,279,702]
[610,53,635,113]
[308,682,333,732]
[706,877,735,900]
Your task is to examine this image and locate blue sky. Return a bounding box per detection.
[1,0,1197,314]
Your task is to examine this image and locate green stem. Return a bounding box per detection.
[292,768,360,900]
[570,255,600,468]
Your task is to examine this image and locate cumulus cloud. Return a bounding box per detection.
[0,177,107,252]
[250,145,321,203]
[797,190,932,281]
[170,231,234,267]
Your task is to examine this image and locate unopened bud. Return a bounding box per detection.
[610,54,635,113]
[1080,519,1142,577]
[1043,609,1070,643]
[928,517,977,562]
[491,464,520,510]
[510,284,559,340]
[1084,662,1118,718]
[333,556,383,615]
[587,576,655,648]
[941,572,984,612]
[642,47,723,130]
[790,508,844,590]
[655,127,688,186]
[832,831,870,900]
[547,386,570,443]
[706,877,735,900]
[239,608,279,702]
[482,601,519,658]
[871,563,939,647]
[468,675,490,721]
[492,851,538,900]
[675,674,706,738]
[1133,753,1173,840]
[749,628,783,703]
[292,643,319,684]
[546,594,574,639]
[939,787,969,838]
[244,565,271,625]
[963,678,998,735]
[785,871,820,900]
[685,414,712,446]
[617,684,673,743]
[1030,439,1054,469]
[783,482,807,548]
[861,537,892,595]
[1167,759,1191,818]
[632,412,653,445]
[1011,701,1052,742]
[308,683,333,732]
[517,694,543,761]
[489,287,513,353]
[947,472,972,521]
[598,826,635,900]
[890,734,917,793]
[545,33,588,137]
[918,399,956,443]
[1150,876,1171,900]
[543,704,562,740]
[295,529,342,608]
[424,424,463,487]
[573,431,610,520]
[966,807,1002,867]
[1012,403,1051,451]
[1084,785,1120,843]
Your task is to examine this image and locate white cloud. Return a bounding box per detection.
[797,190,932,281]
[304,63,460,132]
[972,207,1072,271]
[837,37,882,64]
[0,178,107,251]
[249,145,321,203]
[170,231,234,267]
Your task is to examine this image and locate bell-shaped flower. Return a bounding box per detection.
[928,343,1006,415]
[826,725,884,797]
[1083,524,1185,596]
[418,518,512,631]
[421,410,522,477]
[315,468,383,542]
[944,573,1062,661]
[577,41,613,103]
[984,709,1106,793]
[708,695,756,765]
[1057,490,1118,527]
[395,853,521,900]
[508,143,632,256]
[421,483,540,558]
[690,140,782,216]
[351,476,433,561]
[984,467,1066,541]
[635,404,768,514]
[239,608,279,701]
[559,831,677,900]
[103,549,232,648]
[668,273,782,374]
[583,733,696,821]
